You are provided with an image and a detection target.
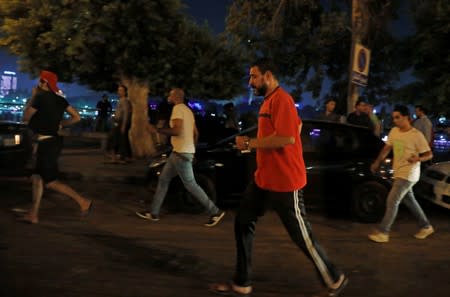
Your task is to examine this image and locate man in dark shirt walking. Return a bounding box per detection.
[21,70,93,224]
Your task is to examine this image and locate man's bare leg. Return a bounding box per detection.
[46,180,92,212]
[21,174,44,224]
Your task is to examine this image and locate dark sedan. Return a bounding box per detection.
[0,121,33,177]
[146,120,392,223]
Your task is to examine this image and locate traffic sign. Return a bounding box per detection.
[351,43,371,87]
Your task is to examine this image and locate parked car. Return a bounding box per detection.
[145,120,392,223]
[0,121,33,177]
[414,161,450,210]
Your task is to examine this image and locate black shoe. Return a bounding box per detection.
[204,211,225,227]
[135,211,160,221]
[328,274,348,297]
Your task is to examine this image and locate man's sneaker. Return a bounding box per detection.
[414,226,434,239]
[368,230,389,243]
[135,211,160,221]
[204,211,225,227]
[327,274,348,297]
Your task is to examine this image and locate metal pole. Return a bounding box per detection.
[347,0,362,114]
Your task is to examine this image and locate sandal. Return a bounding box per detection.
[18,213,38,224]
[209,282,252,296]
[81,201,94,217]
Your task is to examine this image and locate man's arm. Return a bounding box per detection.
[408,150,433,163]
[370,144,392,173]
[193,124,199,144]
[236,133,295,150]
[157,118,182,136]
[60,106,81,127]
[23,105,37,123]
[23,87,39,122]
[236,122,301,150]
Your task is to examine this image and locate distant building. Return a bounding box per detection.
[0,70,17,96]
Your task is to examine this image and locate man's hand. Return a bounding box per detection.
[407,154,420,164]
[235,136,250,150]
[146,123,157,134]
[370,160,380,174]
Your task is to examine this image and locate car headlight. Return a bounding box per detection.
[1,134,22,147]
[377,158,394,179]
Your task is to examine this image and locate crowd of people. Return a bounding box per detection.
[317,97,434,144]
[15,60,439,297]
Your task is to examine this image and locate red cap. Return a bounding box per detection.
[39,70,60,94]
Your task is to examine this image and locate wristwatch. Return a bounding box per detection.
[244,139,250,150]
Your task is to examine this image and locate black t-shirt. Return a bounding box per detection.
[28,91,69,136]
[96,100,112,118]
[347,112,374,131]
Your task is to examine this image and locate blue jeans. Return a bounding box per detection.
[150,152,219,216]
[379,178,431,233]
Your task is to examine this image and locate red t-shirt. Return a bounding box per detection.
[254,87,307,192]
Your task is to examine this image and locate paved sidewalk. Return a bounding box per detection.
[1,179,449,297]
[2,147,449,297]
[59,148,149,184]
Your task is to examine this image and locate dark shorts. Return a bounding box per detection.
[34,136,63,184]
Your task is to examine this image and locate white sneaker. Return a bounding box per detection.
[368,231,389,243]
[135,211,160,221]
[414,226,434,239]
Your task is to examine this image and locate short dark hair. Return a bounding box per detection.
[415,105,428,114]
[118,84,128,96]
[355,99,366,107]
[393,105,410,117]
[250,58,279,78]
[325,97,336,105]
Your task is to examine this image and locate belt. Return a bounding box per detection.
[36,134,54,141]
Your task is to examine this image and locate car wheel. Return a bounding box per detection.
[351,181,388,223]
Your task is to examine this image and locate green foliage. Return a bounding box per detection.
[224,0,403,108]
[406,0,450,116]
[0,0,244,99]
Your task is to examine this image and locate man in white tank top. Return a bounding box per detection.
[136,88,225,227]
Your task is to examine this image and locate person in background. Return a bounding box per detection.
[369,105,434,243]
[318,98,341,122]
[413,105,433,149]
[109,84,132,163]
[95,94,112,132]
[347,99,374,131]
[365,103,382,137]
[222,102,240,137]
[21,70,93,224]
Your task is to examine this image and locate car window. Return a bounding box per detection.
[301,123,358,153]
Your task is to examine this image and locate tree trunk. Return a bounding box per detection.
[122,77,156,158]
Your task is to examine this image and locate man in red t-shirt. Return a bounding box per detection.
[210,59,347,297]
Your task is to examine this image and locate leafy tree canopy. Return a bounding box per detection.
[406,0,450,116]
[0,0,245,99]
[224,0,403,111]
